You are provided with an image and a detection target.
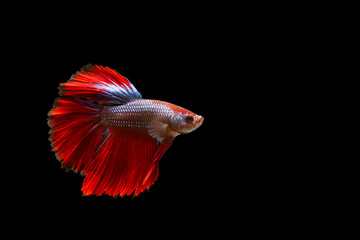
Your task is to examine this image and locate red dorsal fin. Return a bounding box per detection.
[60,64,142,106]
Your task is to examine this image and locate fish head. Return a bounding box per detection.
[169,110,204,135]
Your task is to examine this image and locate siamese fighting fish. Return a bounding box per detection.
[48,64,204,197]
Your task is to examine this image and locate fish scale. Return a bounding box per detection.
[103,99,175,130]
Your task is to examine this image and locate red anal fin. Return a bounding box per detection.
[138,138,173,195]
[81,127,159,197]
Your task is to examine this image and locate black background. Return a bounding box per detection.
[3,4,338,237]
[10,9,310,216]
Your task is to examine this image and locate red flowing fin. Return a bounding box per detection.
[60,64,142,106]
[81,128,160,197]
[137,139,173,195]
[48,97,105,173]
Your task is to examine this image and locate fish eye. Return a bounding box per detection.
[185,115,194,123]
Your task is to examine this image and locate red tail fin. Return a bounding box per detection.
[48,97,105,174]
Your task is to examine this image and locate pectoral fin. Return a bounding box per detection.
[148,120,169,143]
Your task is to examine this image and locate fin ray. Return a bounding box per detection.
[60,64,142,105]
[48,97,105,173]
[140,138,173,195]
[148,120,169,143]
[81,128,160,197]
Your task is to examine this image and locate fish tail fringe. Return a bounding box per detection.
[48,96,105,174]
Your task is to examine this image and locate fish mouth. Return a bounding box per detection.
[196,115,204,125]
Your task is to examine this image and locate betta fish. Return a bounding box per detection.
[48,64,203,197]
